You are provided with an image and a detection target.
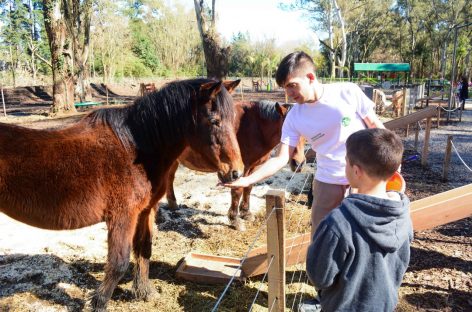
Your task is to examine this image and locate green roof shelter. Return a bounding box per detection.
[354,63,411,85]
[354,63,410,72]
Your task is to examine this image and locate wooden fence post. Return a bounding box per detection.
[442,135,453,181]
[1,84,6,117]
[421,117,432,166]
[402,88,409,116]
[266,189,286,312]
[414,123,420,151]
[437,107,441,128]
[105,85,109,106]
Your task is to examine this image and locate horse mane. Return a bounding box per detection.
[254,100,291,121]
[86,78,235,153]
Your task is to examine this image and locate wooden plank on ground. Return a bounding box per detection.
[242,233,311,277]
[175,252,244,284]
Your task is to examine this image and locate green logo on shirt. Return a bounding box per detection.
[341,116,351,127]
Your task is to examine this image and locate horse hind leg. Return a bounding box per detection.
[239,186,254,222]
[88,213,137,312]
[132,207,158,301]
[229,187,244,231]
[166,161,179,209]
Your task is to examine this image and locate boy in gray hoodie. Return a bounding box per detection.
[304,128,413,312]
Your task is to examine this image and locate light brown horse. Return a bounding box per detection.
[166,100,306,231]
[0,78,243,311]
[392,90,404,117]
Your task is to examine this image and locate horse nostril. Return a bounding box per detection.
[231,170,241,180]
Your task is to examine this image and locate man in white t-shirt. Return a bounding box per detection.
[224,51,384,237]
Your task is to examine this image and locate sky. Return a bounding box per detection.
[216,0,315,45]
[183,0,318,47]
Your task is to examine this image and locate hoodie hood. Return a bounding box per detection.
[341,193,412,252]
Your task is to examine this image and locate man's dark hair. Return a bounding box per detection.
[346,128,404,180]
[275,51,315,87]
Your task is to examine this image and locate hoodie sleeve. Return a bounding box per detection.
[306,222,348,290]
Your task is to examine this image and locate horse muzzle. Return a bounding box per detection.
[218,169,243,183]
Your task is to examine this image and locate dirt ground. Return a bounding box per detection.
[0,88,471,312]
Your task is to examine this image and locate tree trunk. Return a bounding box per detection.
[73,0,92,102]
[43,0,92,113]
[8,3,16,87]
[28,0,37,84]
[327,1,335,79]
[28,40,39,84]
[194,0,230,79]
[51,65,75,113]
[75,65,92,103]
[333,0,346,78]
[8,45,16,87]
[43,0,76,113]
[201,32,230,79]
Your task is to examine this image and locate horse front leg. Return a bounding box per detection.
[89,214,137,312]
[132,206,158,301]
[239,185,254,222]
[166,161,179,209]
[229,187,244,231]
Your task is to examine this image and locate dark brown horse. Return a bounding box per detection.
[166,100,306,231]
[0,79,243,311]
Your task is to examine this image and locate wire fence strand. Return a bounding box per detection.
[213,144,315,311]
[248,255,275,312]
[211,206,277,312]
[440,105,461,113]
[451,140,472,172]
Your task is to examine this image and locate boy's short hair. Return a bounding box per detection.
[346,128,403,180]
[275,51,315,87]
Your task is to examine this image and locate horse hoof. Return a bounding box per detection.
[167,199,178,210]
[133,285,160,302]
[85,291,107,312]
[229,218,241,231]
[231,219,246,232]
[240,212,254,222]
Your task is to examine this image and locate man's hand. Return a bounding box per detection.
[222,176,252,188]
[220,143,294,189]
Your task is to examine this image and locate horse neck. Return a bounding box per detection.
[256,117,283,148]
[237,104,282,164]
[87,105,190,169]
[125,100,193,153]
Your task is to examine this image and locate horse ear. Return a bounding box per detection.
[200,81,223,100]
[275,102,288,116]
[223,79,241,94]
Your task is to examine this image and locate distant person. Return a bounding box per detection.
[223,51,384,239]
[303,128,413,312]
[458,76,469,110]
